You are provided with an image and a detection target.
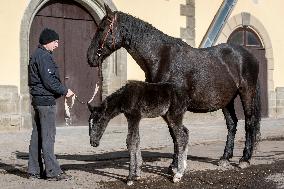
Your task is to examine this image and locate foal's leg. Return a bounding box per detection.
[219,101,238,167]
[125,115,142,185]
[162,115,178,174]
[165,114,189,183]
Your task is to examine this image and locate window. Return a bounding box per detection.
[228,27,262,47]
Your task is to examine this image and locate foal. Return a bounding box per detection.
[88,80,189,185]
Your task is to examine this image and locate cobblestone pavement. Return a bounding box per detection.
[0,117,284,188]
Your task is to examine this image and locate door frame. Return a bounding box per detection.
[227,26,268,118]
[20,0,127,128]
[214,12,275,118]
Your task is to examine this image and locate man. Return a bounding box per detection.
[28,28,74,181]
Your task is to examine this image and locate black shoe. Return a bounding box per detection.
[47,172,71,181]
[28,173,41,180]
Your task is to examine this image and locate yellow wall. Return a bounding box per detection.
[114,0,186,81]
[1,0,284,90]
[195,0,223,47]
[0,0,186,89]
[0,1,28,88]
[230,0,284,88]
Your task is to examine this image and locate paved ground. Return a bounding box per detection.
[0,117,284,188]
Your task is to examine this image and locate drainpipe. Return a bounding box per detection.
[199,0,237,48]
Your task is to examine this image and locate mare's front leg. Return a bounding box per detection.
[219,101,238,168]
[164,113,189,183]
[125,114,143,186]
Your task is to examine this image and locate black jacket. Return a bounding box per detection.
[28,45,68,106]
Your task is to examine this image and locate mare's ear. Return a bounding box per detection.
[104,4,113,17]
[121,25,130,46]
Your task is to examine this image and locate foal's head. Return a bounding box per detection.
[88,104,107,147]
[87,4,123,67]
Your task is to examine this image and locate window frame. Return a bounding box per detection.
[228,27,263,48]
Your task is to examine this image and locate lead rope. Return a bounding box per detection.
[64,84,100,126]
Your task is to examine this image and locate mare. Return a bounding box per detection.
[87,4,261,184]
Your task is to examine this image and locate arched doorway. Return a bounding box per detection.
[29,0,101,126]
[228,27,268,118]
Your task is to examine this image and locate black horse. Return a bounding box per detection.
[87,3,261,180]
[88,81,190,185]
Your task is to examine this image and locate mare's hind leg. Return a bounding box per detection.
[164,114,189,183]
[239,89,257,169]
[219,101,238,167]
[125,114,143,185]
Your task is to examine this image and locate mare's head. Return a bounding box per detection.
[87,4,125,67]
[88,103,108,147]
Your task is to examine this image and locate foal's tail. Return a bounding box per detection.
[253,79,261,146]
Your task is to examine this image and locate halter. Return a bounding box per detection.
[97,13,117,57]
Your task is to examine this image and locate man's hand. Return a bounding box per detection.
[66,89,74,98]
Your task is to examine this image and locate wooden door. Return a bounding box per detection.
[64,19,101,125]
[29,0,101,126]
[228,27,268,119]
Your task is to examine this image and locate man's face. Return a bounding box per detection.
[44,40,59,51]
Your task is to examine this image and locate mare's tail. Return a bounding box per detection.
[253,79,261,147]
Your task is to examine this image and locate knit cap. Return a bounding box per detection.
[39,28,59,45]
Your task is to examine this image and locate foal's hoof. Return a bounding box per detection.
[218,159,231,168]
[172,173,182,183]
[239,161,250,169]
[133,176,141,181]
[126,176,140,186]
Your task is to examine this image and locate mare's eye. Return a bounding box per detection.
[98,26,105,32]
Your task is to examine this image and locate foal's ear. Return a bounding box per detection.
[104,4,113,16]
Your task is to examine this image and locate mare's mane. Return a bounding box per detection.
[116,11,188,47]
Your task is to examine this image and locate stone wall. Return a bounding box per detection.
[1,85,284,131]
[0,86,21,131]
[276,87,284,118]
[180,0,195,47]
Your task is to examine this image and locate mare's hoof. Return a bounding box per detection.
[239,161,250,169]
[168,166,177,176]
[172,173,182,183]
[127,180,134,186]
[218,159,231,167]
[133,176,141,181]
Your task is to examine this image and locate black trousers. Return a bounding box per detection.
[28,105,62,177]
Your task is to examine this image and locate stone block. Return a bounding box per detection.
[180,27,195,41]
[186,17,195,28]
[0,103,19,114]
[241,12,251,26]
[186,0,195,7]
[277,100,284,107]
[180,4,194,17]
[276,87,284,117]
[269,107,277,118]
[276,108,284,118]
[0,85,21,131]
[0,114,21,131]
